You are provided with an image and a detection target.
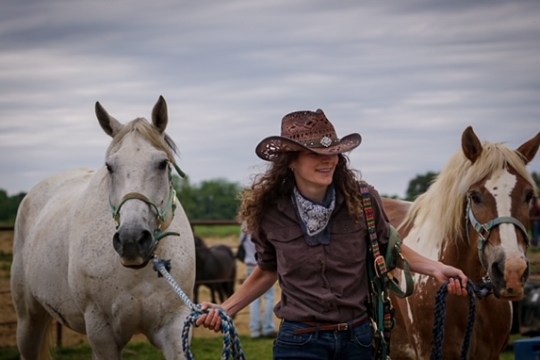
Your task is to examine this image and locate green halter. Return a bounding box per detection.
[466,196,530,268]
[109,161,185,242]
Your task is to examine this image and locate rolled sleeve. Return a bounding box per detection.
[251,231,278,271]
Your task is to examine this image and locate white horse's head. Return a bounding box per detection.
[95,96,180,268]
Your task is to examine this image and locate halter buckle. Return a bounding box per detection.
[476,224,490,241]
[374,255,387,277]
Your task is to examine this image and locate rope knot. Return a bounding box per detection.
[153,258,171,277]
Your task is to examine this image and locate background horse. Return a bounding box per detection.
[194,236,236,304]
[10,96,195,360]
[383,126,540,359]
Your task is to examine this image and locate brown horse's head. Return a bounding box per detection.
[462,127,540,300]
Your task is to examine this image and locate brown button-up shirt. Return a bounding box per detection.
[252,184,390,323]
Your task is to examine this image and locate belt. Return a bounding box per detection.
[293,316,370,335]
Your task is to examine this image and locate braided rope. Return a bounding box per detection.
[431,280,492,360]
[153,257,246,360]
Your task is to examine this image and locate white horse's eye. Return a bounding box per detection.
[158,159,168,170]
[105,162,114,173]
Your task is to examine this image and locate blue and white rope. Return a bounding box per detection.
[153,257,246,360]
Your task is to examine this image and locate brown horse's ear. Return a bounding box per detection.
[152,95,168,134]
[516,131,540,165]
[95,101,123,137]
[461,126,483,163]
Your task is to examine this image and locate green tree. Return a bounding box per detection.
[0,190,26,225]
[173,176,243,220]
[405,172,438,201]
[532,171,540,195]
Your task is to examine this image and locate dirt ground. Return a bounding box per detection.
[0,230,278,349]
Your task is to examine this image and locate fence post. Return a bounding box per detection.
[56,321,63,347]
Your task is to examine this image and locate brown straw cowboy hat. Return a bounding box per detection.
[256,109,362,161]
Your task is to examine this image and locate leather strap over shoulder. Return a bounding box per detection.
[359,181,414,298]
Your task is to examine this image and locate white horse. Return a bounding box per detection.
[11,96,196,359]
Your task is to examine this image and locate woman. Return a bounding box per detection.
[197,109,468,359]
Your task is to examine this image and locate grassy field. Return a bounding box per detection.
[193,224,241,239]
[0,336,522,360]
[0,337,274,360]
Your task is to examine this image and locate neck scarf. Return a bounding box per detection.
[292,186,336,246]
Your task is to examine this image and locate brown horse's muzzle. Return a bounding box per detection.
[490,253,529,300]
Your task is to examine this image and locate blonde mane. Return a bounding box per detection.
[106,118,176,161]
[402,141,536,245]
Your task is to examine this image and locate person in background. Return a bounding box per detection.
[531,197,540,247]
[240,225,277,339]
[197,109,469,359]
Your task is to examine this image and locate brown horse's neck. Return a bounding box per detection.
[442,234,486,282]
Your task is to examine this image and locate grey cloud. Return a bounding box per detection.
[1,0,539,197]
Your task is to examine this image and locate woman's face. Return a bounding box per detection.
[290,151,339,196]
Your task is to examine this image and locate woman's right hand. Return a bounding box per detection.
[195,302,225,332]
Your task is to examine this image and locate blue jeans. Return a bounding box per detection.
[273,320,373,360]
[247,265,276,337]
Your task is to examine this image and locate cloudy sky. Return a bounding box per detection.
[1,0,539,198]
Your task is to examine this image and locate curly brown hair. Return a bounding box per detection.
[237,153,364,236]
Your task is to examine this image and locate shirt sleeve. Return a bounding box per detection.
[251,229,278,271]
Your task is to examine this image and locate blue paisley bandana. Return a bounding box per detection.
[292,186,336,246]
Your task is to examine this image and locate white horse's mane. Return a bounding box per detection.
[402,141,535,246]
[107,118,177,161]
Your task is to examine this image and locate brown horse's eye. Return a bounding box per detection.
[525,191,534,204]
[469,191,482,204]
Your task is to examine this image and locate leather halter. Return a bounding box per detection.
[109,161,184,242]
[466,196,530,268]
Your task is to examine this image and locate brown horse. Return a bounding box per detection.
[382,126,540,359]
[194,236,236,304]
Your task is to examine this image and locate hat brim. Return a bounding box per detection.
[255,133,361,161]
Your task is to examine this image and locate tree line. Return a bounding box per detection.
[1,171,539,226]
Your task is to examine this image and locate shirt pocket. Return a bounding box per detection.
[266,226,315,275]
[330,218,366,265]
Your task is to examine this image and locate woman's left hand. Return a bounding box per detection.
[434,264,469,296]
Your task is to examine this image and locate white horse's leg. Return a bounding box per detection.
[148,311,190,360]
[85,311,128,360]
[15,303,53,360]
[12,257,54,360]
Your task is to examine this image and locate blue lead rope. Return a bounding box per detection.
[431,279,493,360]
[152,257,246,360]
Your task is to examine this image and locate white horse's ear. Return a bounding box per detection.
[461,126,483,164]
[516,131,540,165]
[152,95,168,134]
[95,102,123,137]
